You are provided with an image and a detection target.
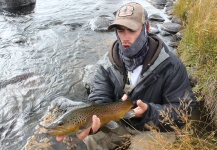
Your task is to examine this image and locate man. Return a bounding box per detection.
[57,2,195,149]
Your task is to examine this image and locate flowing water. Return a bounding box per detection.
[0,0,168,149]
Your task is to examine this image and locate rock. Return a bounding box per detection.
[165,6,174,15]
[0,0,36,8]
[83,52,109,91]
[150,27,160,34]
[167,15,173,20]
[12,37,27,44]
[150,0,167,9]
[165,1,174,7]
[168,41,178,48]
[171,32,183,42]
[160,30,171,36]
[0,0,36,14]
[63,22,83,30]
[83,64,96,94]
[151,0,167,5]
[130,132,176,150]
[161,22,183,33]
[171,16,182,24]
[149,14,165,22]
[89,15,113,32]
[22,97,87,150]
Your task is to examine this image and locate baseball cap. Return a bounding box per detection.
[108,2,148,31]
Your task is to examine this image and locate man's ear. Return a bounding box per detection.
[145,21,150,33]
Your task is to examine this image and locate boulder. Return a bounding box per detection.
[89,15,113,32]
[0,0,36,14]
[149,14,165,22]
[171,16,182,24]
[150,27,160,34]
[0,0,36,9]
[150,0,167,9]
[161,22,183,34]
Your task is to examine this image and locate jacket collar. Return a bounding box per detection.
[109,35,164,75]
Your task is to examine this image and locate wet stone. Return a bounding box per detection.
[165,6,174,15]
[89,15,113,32]
[150,27,160,34]
[165,1,174,7]
[171,32,183,42]
[63,22,83,30]
[167,15,173,20]
[160,30,171,36]
[151,0,167,5]
[0,0,36,9]
[161,22,183,34]
[168,41,178,48]
[149,14,165,22]
[171,16,182,24]
[12,37,27,44]
[149,0,167,9]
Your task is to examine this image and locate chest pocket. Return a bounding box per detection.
[129,62,173,99]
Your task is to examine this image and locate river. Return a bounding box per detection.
[0,0,169,149]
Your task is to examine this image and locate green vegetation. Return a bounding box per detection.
[174,0,217,125]
[170,0,217,149]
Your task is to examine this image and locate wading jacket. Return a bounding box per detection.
[88,35,195,131]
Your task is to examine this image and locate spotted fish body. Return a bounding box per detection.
[45,99,134,136]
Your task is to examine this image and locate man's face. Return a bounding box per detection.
[116,25,143,48]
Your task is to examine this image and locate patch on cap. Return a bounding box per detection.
[118,5,134,17]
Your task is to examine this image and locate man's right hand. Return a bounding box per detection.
[56,115,101,141]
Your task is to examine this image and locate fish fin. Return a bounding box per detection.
[104,121,119,129]
[77,129,83,135]
[123,110,135,119]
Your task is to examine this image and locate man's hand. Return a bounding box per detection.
[56,115,100,141]
[121,94,148,118]
[77,115,100,140]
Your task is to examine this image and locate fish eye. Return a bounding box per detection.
[58,121,64,126]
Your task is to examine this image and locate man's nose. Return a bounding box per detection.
[122,31,131,41]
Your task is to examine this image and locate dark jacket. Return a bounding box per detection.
[88,35,195,131]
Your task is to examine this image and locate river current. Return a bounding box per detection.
[0,0,168,149]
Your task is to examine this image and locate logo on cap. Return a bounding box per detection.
[118,5,134,17]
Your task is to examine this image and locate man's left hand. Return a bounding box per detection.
[121,94,148,118]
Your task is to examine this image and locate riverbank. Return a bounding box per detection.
[174,0,217,126]
[172,0,217,149]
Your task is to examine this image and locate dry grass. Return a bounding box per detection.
[126,96,217,150]
[174,0,217,126]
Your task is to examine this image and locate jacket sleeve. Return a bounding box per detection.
[88,65,116,104]
[130,57,196,131]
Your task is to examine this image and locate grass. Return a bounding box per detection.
[122,96,217,150]
[173,0,217,126]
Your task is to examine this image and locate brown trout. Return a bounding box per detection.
[44,99,134,136]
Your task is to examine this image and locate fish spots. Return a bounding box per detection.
[74,116,86,124]
[45,99,133,136]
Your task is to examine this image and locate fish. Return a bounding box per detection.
[44,99,135,136]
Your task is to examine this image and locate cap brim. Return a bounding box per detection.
[108,19,142,31]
